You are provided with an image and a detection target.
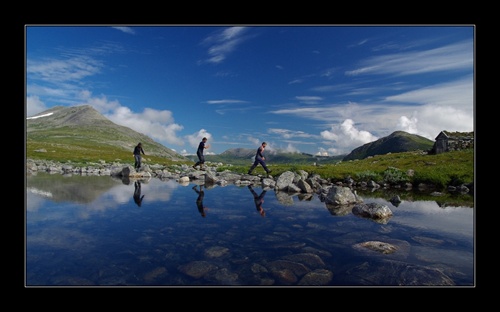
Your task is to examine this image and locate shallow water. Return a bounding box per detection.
[25,172,475,287]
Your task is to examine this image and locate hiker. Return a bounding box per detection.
[248,185,266,217]
[192,185,207,217]
[133,142,146,169]
[133,181,145,207]
[193,137,210,170]
[248,142,272,175]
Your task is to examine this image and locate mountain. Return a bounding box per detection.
[185,147,346,165]
[26,105,188,161]
[190,131,433,165]
[26,106,435,165]
[342,131,434,161]
[220,147,255,158]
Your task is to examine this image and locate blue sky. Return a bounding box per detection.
[26,25,474,156]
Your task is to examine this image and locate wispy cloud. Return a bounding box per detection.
[295,96,323,104]
[206,99,249,104]
[27,56,103,83]
[383,75,473,110]
[112,27,136,35]
[345,40,473,77]
[201,27,252,64]
[268,128,316,139]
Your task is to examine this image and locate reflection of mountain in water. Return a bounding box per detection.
[27,173,123,204]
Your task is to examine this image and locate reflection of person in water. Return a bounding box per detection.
[248,185,266,217]
[133,181,145,207]
[192,185,207,217]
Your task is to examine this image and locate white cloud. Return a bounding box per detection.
[248,136,261,147]
[404,104,473,139]
[186,129,212,150]
[397,115,419,134]
[315,147,329,156]
[320,119,378,155]
[26,96,47,117]
[106,105,185,146]
[283,143,299,153]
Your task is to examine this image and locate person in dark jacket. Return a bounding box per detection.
[193,137,210,170]
[248,142,272,175]
[133,142,146,169]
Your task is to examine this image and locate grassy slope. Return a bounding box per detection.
[218,149,474,189]
[26,133,184,167]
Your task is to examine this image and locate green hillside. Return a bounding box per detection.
[343,131,435,161]
[26,105,189,165]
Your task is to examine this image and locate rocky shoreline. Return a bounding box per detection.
[26,158,472,197]
[26,158,330,192]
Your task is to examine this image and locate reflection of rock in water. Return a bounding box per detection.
[275,191,294,206]
[325,203,354,216]
[27,172,123,204]
[120,176,130,185]
[297,193,313,201]
[389,195,401,207]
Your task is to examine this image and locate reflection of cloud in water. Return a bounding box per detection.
[136,179,181,202]
[106,179,182,203]
[78,180,182,216]
[364,197,474,237]
[27,173,121,204]
[27,174,185,219]
[26,191,46,212]
[104,184,134,204]
[27,187,53,198]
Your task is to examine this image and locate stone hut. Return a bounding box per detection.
[429,130,474,154]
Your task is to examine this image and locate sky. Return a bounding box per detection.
[26,25,474,156]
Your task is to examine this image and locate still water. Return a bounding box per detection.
[26,172,474,287]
